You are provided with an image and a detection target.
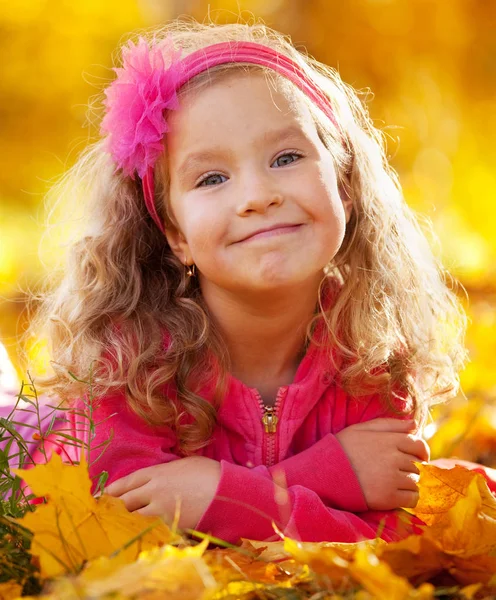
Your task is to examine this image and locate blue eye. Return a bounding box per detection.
[197,173,228,187]
[272,152,302,167]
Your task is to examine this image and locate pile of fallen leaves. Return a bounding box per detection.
[0,453,495,599]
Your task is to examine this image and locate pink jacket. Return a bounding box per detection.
[70,322,424,546]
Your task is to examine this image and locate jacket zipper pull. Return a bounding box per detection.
[262,406,278,433]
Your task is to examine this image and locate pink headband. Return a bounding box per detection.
[101,37,338,234]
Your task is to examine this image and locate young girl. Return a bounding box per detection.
[21,19,476,545]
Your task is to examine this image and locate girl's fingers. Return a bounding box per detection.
[135,504,174,521]
[395,489,420,509]
[397,470,420,492]
[135,505,156,517]
[397,435,430,462]
[398,455,421,474]
[105,471,151,497]
[117,487,150,512]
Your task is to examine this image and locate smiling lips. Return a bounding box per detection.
[238,223,303,243]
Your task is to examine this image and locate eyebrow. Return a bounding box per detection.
[176,125,308,183]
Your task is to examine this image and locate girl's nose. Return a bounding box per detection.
[235,174,284,215]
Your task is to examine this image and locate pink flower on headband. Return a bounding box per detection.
[100,36,183,180]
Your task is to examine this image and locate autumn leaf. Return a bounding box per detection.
[438,477,495,556]
[13,451,93,507]
[281,538,435,599]
[412,463,496,526]
[12,453,175,578]
[380,532,496,587]
[411,463,496,556]
[283,537,388,593]
[205,542,299,589]
[350,548,435,600]
[380,464,496,586]
[379,534,447,583]
[72,539,217,599]
[0,582,22,600]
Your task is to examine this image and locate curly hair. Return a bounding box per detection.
[22,18,468,455]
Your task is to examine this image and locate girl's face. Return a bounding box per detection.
[165,71,352,298]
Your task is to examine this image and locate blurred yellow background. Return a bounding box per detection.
[1,0,495,428]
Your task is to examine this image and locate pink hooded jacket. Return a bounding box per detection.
[70,312,425,545]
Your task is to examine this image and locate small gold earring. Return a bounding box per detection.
[186,263,196,277]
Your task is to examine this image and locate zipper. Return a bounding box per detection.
[255,387,287,467]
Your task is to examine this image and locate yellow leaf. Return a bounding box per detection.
[13,454,175,578]
[0,582,22,600]
[412,464,496,556]
[283,537,390,592]
[380,464,496,586]
[13,452,92,509]
[413,464,496,528]
[438,477,496,556]
[447,553,496,587]
[349,548,414,600]
[284,537,352,577]
[284,537,386,570]
[379,534,447,582]
[73,539,216,599]
[459,583,483,598]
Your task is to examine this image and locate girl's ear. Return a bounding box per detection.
[164,226,193,264]
[338,177,354,225]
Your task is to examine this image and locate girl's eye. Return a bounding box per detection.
[272,152,302,168]
[195,152,302,187]
[196,173,228,187]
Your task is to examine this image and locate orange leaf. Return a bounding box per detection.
[349,548,423,600]
[412,463,496,529]
[13,454,174,578]
[380,464,496,586]
[0,582,22,600]
[413,464,496,556]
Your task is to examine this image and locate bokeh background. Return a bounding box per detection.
[1,0,495,459]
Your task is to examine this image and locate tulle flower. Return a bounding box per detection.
[100,36,183,180]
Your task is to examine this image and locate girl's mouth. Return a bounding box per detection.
[238,224,303,243]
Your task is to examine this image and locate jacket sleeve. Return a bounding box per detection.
[261,390,415,512]
[69,393,181,487]
[195,459,422,544]
[196,389,421,545]
[69,391,420,544]
[266,432,367,511]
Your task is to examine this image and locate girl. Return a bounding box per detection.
[21,19,473,544]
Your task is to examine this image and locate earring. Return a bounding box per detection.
[186,263,196,277]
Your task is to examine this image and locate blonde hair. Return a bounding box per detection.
[23,18,468,455]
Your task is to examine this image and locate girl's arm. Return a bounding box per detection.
[69,393,182,487]
[264,391,425,512]
[266,417,427,512]
[195,458,422,544]
[74,392,421,544]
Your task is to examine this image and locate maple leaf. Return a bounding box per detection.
[412,463,496,524]
[380,464,496,587]
[412,463,496,556]
[13,449,93,507]
[12,454,175,578]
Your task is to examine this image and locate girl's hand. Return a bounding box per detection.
[105,456,221,529]
[336,418,430,511]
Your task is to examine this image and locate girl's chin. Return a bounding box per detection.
[235,273,319,293]
[198,260,324,292]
